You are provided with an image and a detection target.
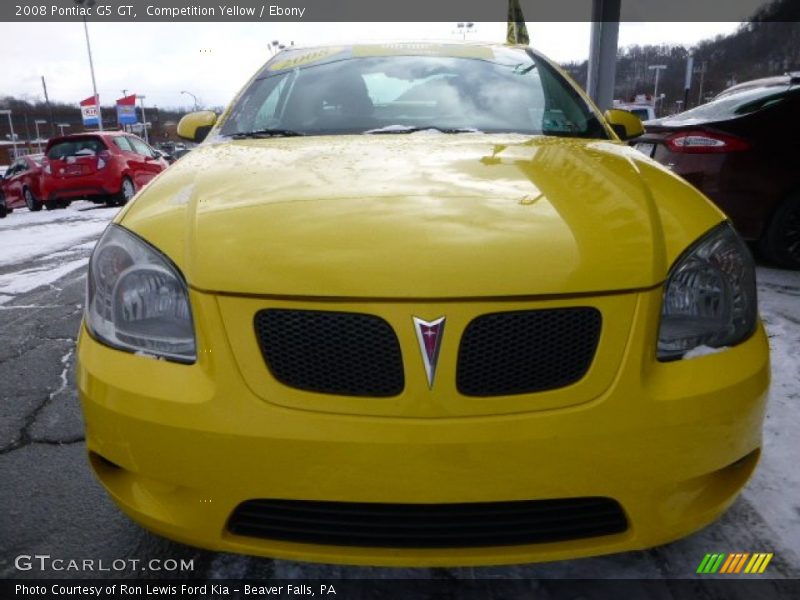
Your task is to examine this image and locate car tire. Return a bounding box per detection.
[116,177,136,205]
[0,197,7,218]
[760,193,800,270]
[24,188,43,212]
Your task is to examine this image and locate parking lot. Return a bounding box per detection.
[0,202,799,582]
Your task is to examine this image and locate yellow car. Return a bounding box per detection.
[77,43,769,566]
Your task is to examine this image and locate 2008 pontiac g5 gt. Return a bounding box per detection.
[77,44,769,566]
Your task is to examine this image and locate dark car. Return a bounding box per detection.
[41,132,169,207]
[634,74,800,268]
[0,154,48,214]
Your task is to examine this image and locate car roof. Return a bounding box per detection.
[277,40,519,52]
[715,74,798,99]
[252,42,547,86]
[45,131,140,148]
[261,42,541,70]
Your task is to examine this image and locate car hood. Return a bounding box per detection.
[119,134,722,298]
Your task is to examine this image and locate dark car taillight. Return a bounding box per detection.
[666,130,750,154]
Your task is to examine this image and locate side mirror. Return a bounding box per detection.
[604,109,645,141]
[177,111,218,143]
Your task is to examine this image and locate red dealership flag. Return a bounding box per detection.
[116,94,138,125]
[80,95,100,127]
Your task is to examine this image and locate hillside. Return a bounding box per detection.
[564,0,800,114]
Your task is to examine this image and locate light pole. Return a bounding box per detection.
[57,123,70,136]
[648,65,667,114]
[453,22,475,40]
[268,40,292,56]
[180,90,199,111]
[695,61,708,106]
[0,110,18,158]
[119,90,130,132]
[75,0,103,130]
[34,119,47,152]
[139,95,149,144]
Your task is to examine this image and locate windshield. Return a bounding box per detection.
[220,47,607,139]
[664,86,794,124]
[47,137,107,160]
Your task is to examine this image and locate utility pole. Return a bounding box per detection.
[41,76,56,137]
[76,0,103,130]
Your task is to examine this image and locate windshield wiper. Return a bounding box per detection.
[231,128,304,139]
[364,126,481,135]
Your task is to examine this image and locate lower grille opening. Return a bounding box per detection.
[227,497,628,548]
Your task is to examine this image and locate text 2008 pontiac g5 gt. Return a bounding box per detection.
[77,43,769,566]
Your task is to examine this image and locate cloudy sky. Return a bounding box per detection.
[0,21,740,110]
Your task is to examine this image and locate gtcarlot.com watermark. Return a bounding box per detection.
[14,554,194,573]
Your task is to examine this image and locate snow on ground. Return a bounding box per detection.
[0,201,116,305]
[747,266,800,554]
[0,201,113,267]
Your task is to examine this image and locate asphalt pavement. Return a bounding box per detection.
[1,202,799,586]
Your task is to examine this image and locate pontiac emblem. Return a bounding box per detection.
[413,316,445,388]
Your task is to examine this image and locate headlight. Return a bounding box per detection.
[85,224,196,363]
[658,222,757,361]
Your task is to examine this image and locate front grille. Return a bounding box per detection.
[254,309,404,397]
[457,308,602,397]
[227,497,628,548]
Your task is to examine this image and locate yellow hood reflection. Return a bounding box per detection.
[120,134,722,298]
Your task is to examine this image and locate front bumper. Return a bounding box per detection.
[77,286,769,566]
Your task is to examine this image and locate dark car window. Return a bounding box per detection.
[221,47,607,138]
[114,136,134,152]
[663,86,797,124]
[47,137,107,160]
[128,137,154,157]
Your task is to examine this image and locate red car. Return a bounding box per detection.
[41,132,169,207]
[634,74,800,269]
[0,154,47,215]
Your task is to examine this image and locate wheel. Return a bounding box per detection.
[116,177,136,205]
[24,188,42,212]
[0,197,7,218]
[759,193,800,270]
